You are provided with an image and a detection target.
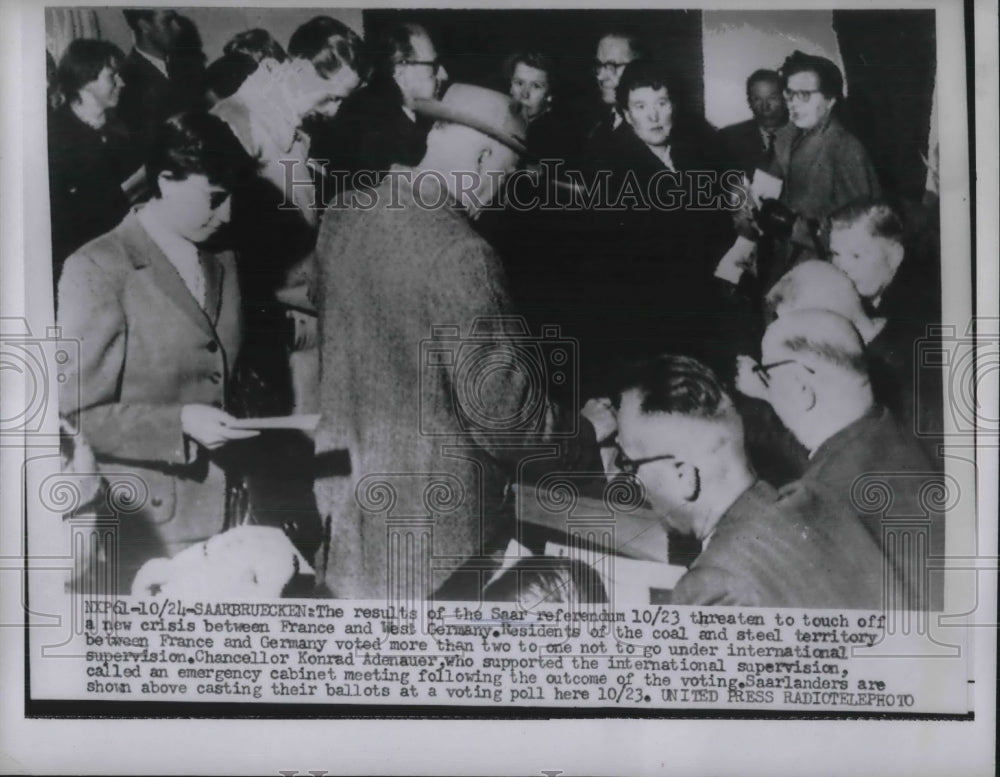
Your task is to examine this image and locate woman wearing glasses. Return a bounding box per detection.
[760,51,881,273]
[57,112,258,593]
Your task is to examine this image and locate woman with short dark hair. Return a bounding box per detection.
[47,39,139,281]
[57,111,257,593]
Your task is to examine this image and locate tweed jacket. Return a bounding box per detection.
[313,169,596,598]
[670,480,889,608]
[57,210,242,589]
[793,405,944,610]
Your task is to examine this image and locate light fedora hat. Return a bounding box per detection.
[413,83,527,155]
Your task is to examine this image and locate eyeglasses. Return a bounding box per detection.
[593,60,630,74]
[614,448,675,476]
[751,359,816,387]
[783,88,822,103]
[401,58,443,72]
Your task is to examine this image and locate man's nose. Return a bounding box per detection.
[438,64,448,82]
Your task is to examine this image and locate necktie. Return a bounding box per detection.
[764,131,777,163]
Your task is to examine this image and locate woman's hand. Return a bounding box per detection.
[181,405,259,450]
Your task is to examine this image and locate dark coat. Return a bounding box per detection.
[312,170,597,598]
[718,118,796,180]
[584,121,739,371]
[791,405,944,610]
[670,479,888,608]
[307,80,432,204]
[47,106,137,281]
[57,210,243,590]
[117,49,188,150]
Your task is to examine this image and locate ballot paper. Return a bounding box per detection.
[227,414,320,431]
[544,541,687,604]
[751,167,783,204]
[714,235,759,284]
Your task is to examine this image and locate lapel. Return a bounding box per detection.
[119,211,220,336]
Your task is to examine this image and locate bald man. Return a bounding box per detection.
[756,310,943,610]
[614,353,888,608]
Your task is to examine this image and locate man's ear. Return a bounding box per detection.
[476,145,493,176]
[793,371,818,413]
[886,240,905,276]
[677,461,701,502]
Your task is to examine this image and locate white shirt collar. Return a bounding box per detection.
[135,47,169,79]
[136,206,206,308]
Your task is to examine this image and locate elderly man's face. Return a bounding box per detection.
[625,86,672,147]
[616,390,701,534]
[830,221,904,302]
[595,36,636,106]
[785,70,835,130]
[397,32,447,103]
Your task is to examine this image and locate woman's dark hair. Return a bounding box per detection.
[780,50,844,101]
[502,50,555,86]
[288,16,369,80]
[56,39,125,104]
[224,28,287,63]
[615,59,673,113]
[145,112,252,197]
[206,52,259,100]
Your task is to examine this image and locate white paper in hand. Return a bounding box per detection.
[751,168,783,203]
[714,236,758,284]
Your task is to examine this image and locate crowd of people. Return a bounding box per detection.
[50,11,945,610]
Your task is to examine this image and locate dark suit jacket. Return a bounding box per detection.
[47,106,137,280]
[792,405,944,610]
[718,118,795,179]
[117,49,187,149]
[670,479,888,608]
[57,210,242,590]
[307,80,431,203]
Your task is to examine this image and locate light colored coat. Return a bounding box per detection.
[57,211,242,589]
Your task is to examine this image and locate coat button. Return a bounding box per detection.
[206,341,218,353]
[151,497,163,507]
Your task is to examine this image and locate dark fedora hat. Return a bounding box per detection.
[413,83,527,155]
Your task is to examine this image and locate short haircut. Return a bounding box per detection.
[287,16,368,80]
[746,68,781,96]
[828,199,904,243]
[597,30,646,61]
[615,354,731,419]
[56,39,125,103]
[206,52,258,100]
[767,311,869,377]
[223,28,287,63]
[615,59,673,113]
[122,9,156,33]
[503,50,555,84]
[144,112,252,198]
[765,260,870,328]
[780,50,844,101]
[484,557,608,605]
[370,22,426,80]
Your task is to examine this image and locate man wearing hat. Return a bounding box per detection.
[312,84,601,599]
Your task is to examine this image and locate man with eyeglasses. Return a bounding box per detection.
[756,51,881,279]
[746,309,943,611]
[612,353,888,607]
[309,22,448,200]
[584,32,645,158]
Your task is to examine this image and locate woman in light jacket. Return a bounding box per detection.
[57,112,257,592]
